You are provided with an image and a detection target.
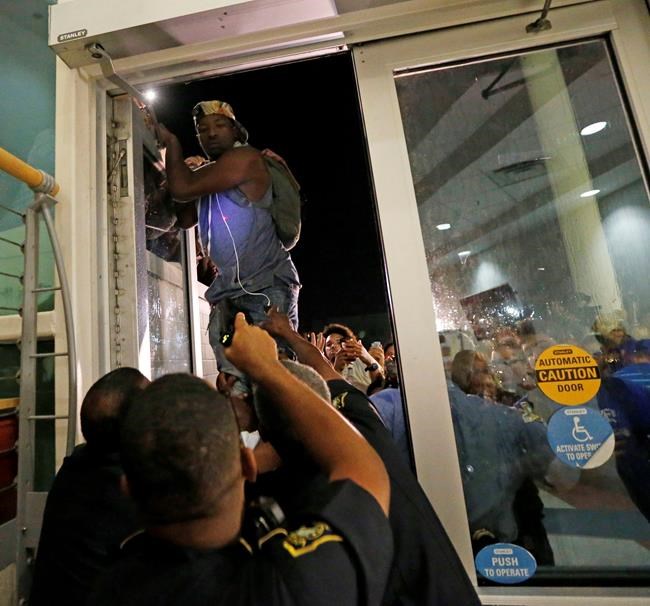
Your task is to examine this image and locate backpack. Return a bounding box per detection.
[264,156,302,250]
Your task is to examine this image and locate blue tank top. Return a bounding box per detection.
[198,186,299,304]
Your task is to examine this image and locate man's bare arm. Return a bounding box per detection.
[225,313,389,515]
[157,124,268,201]
[261,308,341,381]
[174,201,198,228]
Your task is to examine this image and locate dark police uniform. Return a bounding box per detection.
[30,444,139,606]
[87,480,391,606]
[447,382,554,546]
[327,380,481,606]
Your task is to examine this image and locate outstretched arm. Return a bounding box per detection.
[157,124,266,201]
[225,313,389,515]
[264,311,384,384]
[174,201,198,228]
[262,308,341,381]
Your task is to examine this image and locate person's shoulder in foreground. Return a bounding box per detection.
[31,367,149,606]
[90,478,388,606]
[327,380,481,606]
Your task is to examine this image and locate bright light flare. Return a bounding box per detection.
[580,121,607,136]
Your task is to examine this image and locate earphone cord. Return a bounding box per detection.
[215,194,271,308]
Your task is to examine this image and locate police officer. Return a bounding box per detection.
[31,368,149,606]
[88,314,392,606]
[262,308,481,606]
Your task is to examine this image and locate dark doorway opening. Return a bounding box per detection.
[155,51,392,342]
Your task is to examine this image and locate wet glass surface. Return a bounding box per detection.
[143,159,191,378]
[396,39,650,581]
[0,0,57,315]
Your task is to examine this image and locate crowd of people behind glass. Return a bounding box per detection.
[433,309,650,566]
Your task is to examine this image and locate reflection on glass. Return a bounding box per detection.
[0,0,56,316]
[143,159,191,378]
[396,39,650,580]
[0,222,55,316]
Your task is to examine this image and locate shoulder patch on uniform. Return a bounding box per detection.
[518,402,543,424]
[522,409,543,424]
[332,392,349,410]
[282,522,343,557]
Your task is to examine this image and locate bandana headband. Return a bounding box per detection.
[192,100,237,124]
[192,100,249,145]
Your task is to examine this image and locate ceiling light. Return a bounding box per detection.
[458,250,471,261]
[580,121,607,136]
[538,267,545,271]
[436,223,451,231]
[580,189,600,198]
[144,90,157,102]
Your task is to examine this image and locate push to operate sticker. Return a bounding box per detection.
[534,344,601,405]
[475,543,536,584]
[547,406,614,469]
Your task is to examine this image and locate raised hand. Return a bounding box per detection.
[368,343,385,368]
[224,313,278,380]
[309,332,325,352]
[184,155,209,170]
[260,306,294,339]
[155,123,178,148]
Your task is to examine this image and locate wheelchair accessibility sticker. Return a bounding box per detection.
[547,407,614,469]
[534,344,601,405]
[475,543,536,584]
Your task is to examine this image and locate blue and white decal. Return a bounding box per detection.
[547,406,614,469]
[475,543,536,584]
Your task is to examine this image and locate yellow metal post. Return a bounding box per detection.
[0,147,59,196]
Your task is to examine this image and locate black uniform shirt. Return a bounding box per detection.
[327,380,481,606]
[30,444,139,606]
[87,479,391,606]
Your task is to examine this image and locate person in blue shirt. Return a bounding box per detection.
[158,101,300,397]
[599,339,650,520]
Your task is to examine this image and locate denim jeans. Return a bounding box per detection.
[208,281,299,391]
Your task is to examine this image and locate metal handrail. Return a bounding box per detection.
[0,150,78,601]
[0,153,77,453]
[38,196,78,454]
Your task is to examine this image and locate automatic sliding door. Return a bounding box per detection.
[394,36,650,579]
[355,1,650,594]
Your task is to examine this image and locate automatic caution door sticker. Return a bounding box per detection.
[475,544,536,584]
[547,407,614,469]
[534,344,601,405]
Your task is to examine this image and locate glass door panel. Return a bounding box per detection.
[394,38,650,581]
[143,157,192,378]
[108,96,194,377]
